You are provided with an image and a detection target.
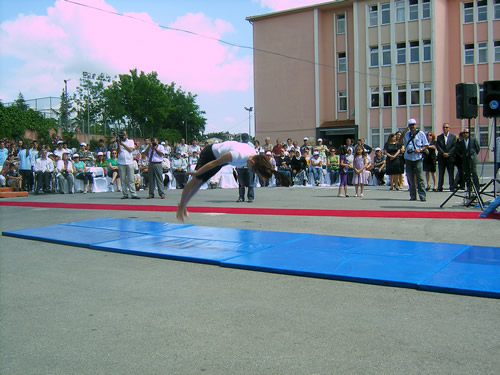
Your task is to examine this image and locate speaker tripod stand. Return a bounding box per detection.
[440,119,485,210]
[479,116,499,200]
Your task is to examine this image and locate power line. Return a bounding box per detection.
[63,0,427,86]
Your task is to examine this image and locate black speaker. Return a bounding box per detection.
[483,80,500,118]
[456,82,478,119]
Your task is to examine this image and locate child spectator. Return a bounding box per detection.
[337,145,350,197]
[6,163,22,191]
[353,146,370,197]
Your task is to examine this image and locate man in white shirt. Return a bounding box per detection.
[117,131,140,199]
[34,149,54,193]
[187,139,201,156]
[56,152,74,194]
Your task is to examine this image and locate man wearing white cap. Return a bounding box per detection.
[400,118,429,201]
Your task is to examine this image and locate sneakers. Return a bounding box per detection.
[247,199,253,203]
[360,193,364,198]
[131,196,140,199]
[236,198,244,202]
[354,193,358,197]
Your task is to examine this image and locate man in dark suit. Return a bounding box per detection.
[456,128,481,191]
[436,123,457,191]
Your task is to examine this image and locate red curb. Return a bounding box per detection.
[0,201,492,219]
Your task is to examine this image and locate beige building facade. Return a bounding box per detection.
[248,0,500,160]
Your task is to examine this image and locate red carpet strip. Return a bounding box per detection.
[1,201,496,219]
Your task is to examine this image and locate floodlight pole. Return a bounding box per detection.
[244,106,253,136]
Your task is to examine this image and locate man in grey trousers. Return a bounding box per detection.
[145,137,166,199]
[117,131,140,199]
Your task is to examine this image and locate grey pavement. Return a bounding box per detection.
[1,177,499,374]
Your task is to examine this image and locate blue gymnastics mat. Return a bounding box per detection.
[3,218,499,298]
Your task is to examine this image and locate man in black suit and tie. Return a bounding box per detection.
[436,123,457,191]
[457,128,481,191]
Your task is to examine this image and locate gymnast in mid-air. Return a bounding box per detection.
[176,140,290,222]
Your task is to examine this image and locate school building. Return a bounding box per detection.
[247,0,500,160]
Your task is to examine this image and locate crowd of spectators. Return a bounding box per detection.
[0,134,399,196]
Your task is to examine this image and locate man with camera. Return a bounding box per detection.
[144,137,166,199]
[401,118,429,202]
[117,131,140,199]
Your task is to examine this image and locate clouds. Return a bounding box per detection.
[0,0,252,102]
[258,0,323,12]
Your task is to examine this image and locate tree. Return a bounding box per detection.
[0,102,56,141]
[59,88,73,131]
[103,69,206,140]
[14,92,29,111]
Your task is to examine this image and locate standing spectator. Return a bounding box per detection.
[56,152,75,194]
[29,141,39,166]
[117,131,139,199]
[310,151,323,185]
[353,146,370,197]
[139,138,149,153]
[457,128,480,192]
[263,137,273,152]
[176,138,189,155]
[18,143,32,192]
[423,131,438,191]
[327,147,340,185]
[372,148,386,185]
[357,138,373,154]
[171,150,188,189]
[73,154,93,193]
[436,123,457,192]
[300,137,310,155]
[401,118,429,202]
[395,131,405,189]
[345,147,354,185]
[54,141,65,159]
[316,138,328,162]
[188,139,201,156]
[285,138,294,152]
[337,145,350,197]
[0,140,9,176]
[254,140,264,154]
[15,140,23,156]
[107,149,120,191]
[144,137,166,199]
[236,133,256,201]
[384,134,402,190]
[272,138,283,158]
[345,138,355,154]
[94,139,108,158]
[33,149,54,193]
[162,140,171,156]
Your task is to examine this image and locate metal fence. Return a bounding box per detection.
[4,96,61,120]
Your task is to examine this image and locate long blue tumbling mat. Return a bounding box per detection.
[3,218,499,298]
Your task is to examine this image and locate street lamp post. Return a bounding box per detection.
[244,106,253,136]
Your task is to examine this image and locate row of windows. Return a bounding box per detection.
[464,41,500,64]
[368,0,430,27]
[367,40,431,68]
[370,83,432,108]
[464,0,500,23]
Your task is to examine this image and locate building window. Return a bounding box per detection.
[383,86,392,107]
[410,84,420,105]
[479,125,489,147]
[395,0,405,22]
[478,42,488,64]
[370,46,379,67]
[478,84,484,105]
[495,41,500,62]
[423,40,431,61]
[464,44,474,64]
[409,0,418,21]
[496,0,500,20]
[410,41,419,62]
[381,3,391,25]
[477,0,487,22]
[338,91,347,111]
[422,0,431,19]
[398,85,407,106]
[424,83,432,104]
[382,44,391,65]
[397,43,406,64]
[369,5,378,27]
[337,14,345,34]
[371,128,380,149]
[371,87,380,107]
[464,2,474,23]
[338,52,347,72]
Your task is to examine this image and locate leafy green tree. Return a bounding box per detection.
[156,128,182,144]
[103,69,206,140]
[59,88,74,131]
[0,102,56,140]
[14,92,29,111]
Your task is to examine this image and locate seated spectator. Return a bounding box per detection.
[6,162,22,191]
[290,149,307,186]
[56,152,75,194]
[54,141,66,159]
[276,148,292,186]
[79,142,94,167]
[34,149,54,194]
[372,148,386,185]
[327,147,340,185]
[73,154,94,193]
[188,151,199,172]
[162,155,171,188]
[171,151,188,189]
[107,149,120,191]
[310,151,323,186]
[95,152,108,171]
[138,153,149,190]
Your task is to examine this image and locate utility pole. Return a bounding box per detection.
[244,106,253,136]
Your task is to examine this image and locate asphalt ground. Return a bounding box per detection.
[1,173,499,374]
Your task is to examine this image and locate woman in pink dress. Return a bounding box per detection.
[352,146,370,197]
